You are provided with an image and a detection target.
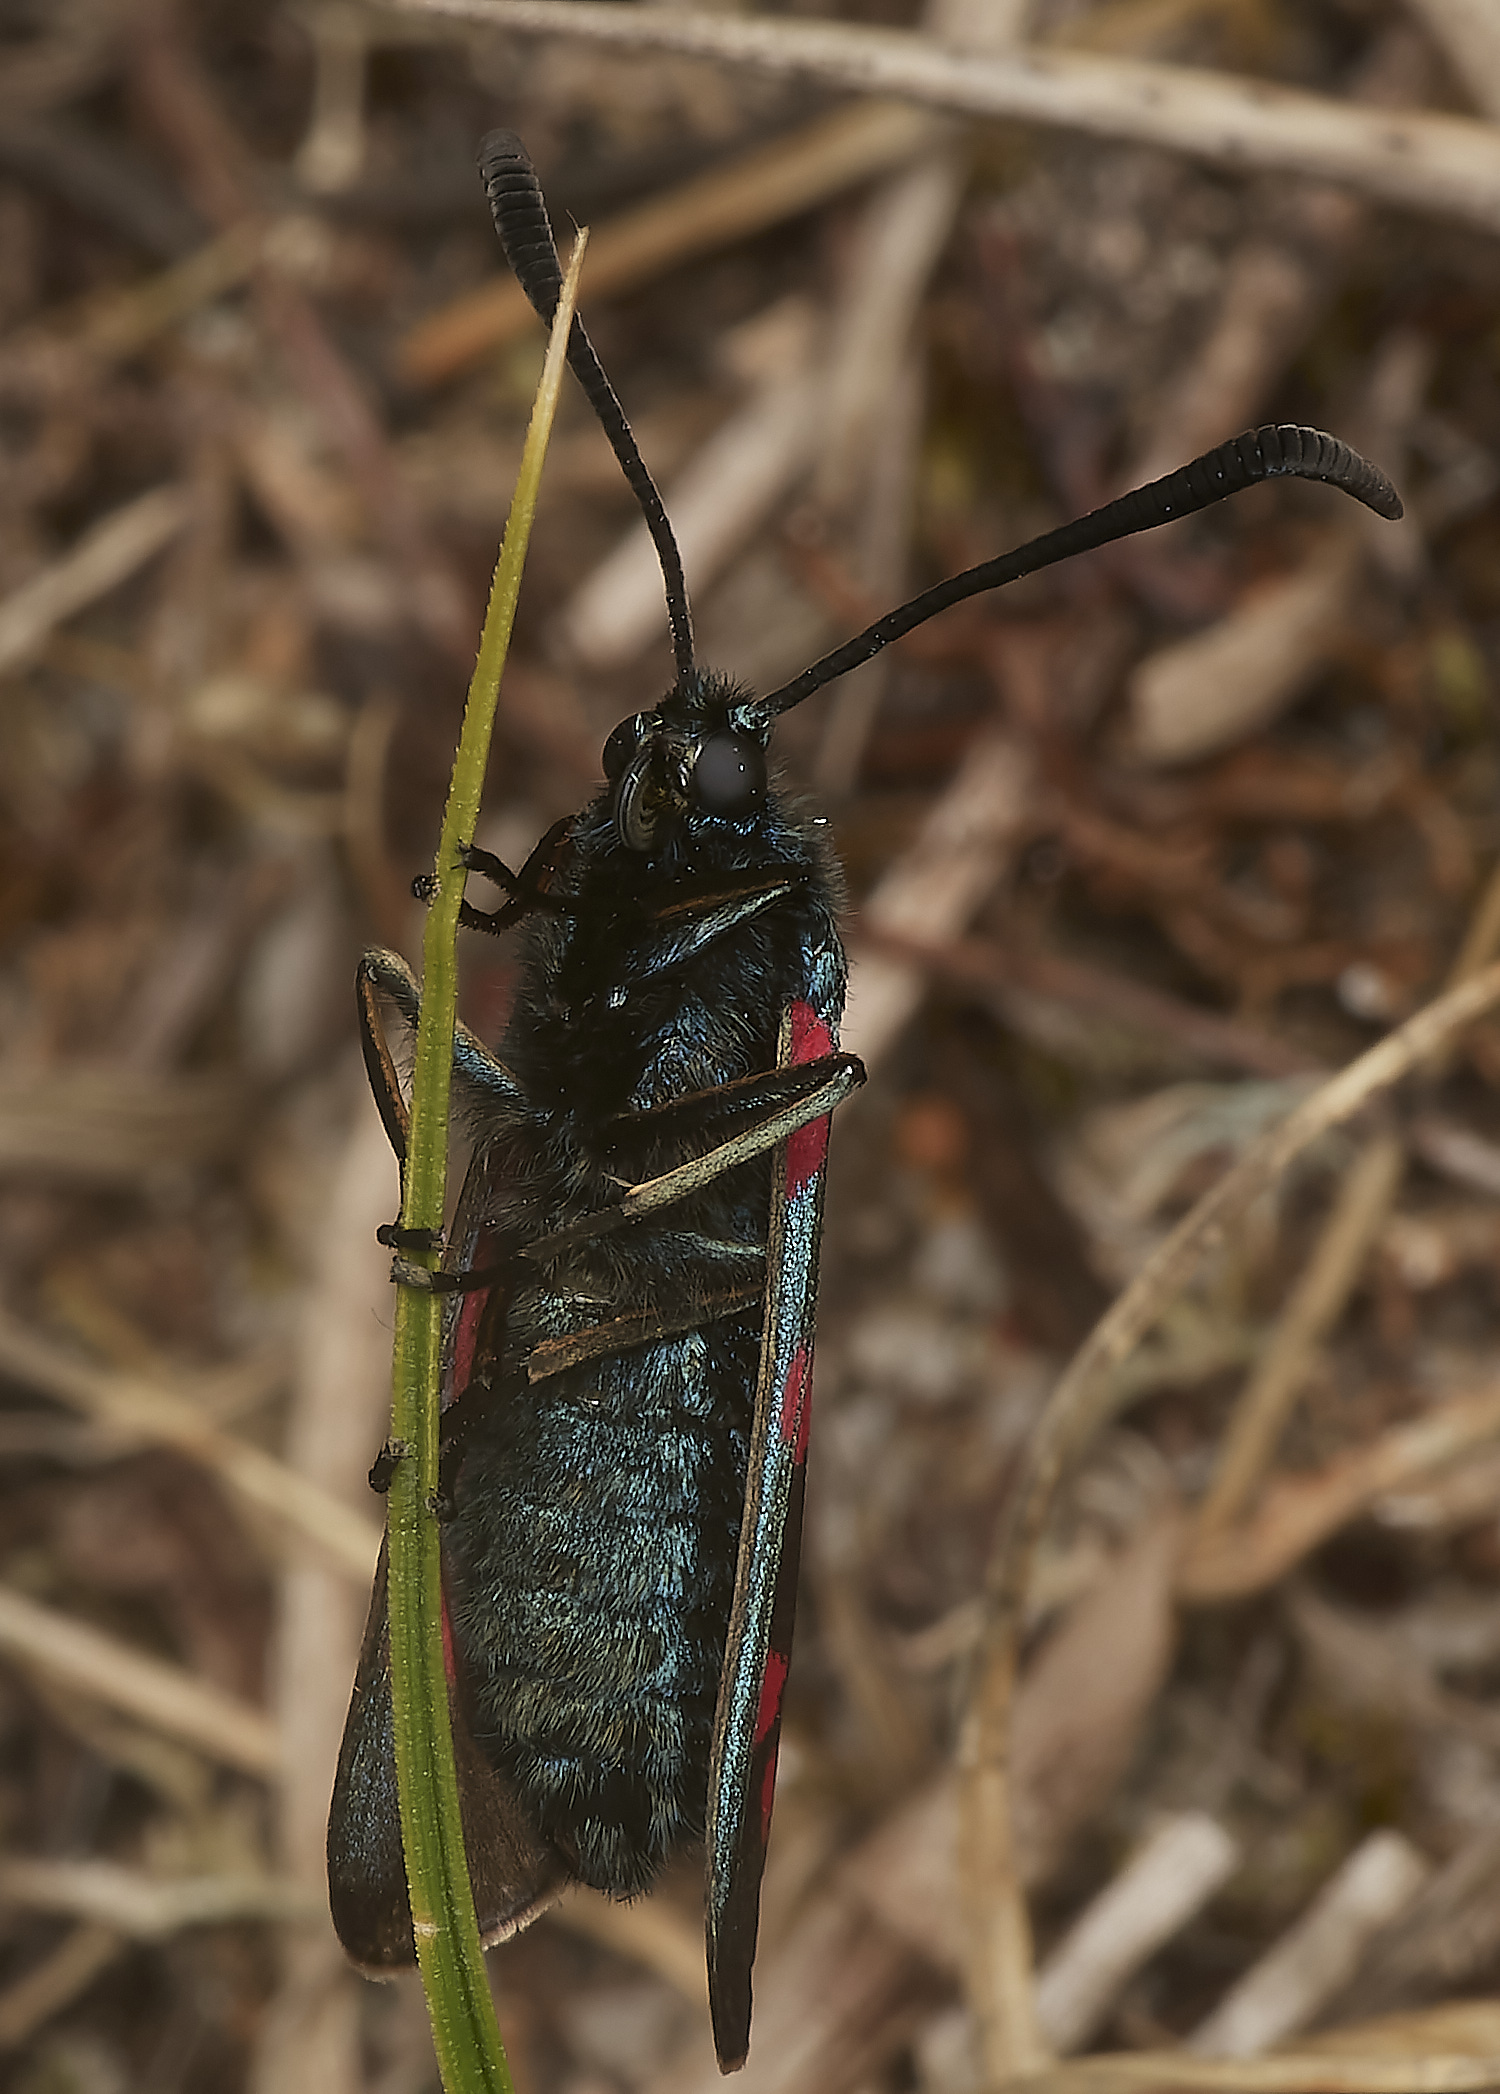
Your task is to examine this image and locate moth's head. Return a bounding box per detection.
[601,671,770,855]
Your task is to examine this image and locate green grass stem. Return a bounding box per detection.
[384,230,588,2094]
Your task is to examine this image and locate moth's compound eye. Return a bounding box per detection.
[602,714,648,782]
[615,743,663,854]
[692,732,765,816]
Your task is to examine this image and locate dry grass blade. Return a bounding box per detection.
[1320,1829,1500,2026]
[0,1309,381,1580]
[0,223,263,401]
[1188,1832,1429,2058]
[0,487,190,677]
[70,224,262,365]
[1036,1814,1240,2054]
[398,1,1500,237]
[0,1858,322,1939]
[959,958,1500,2085]
[0,1926,124,2052]
[865,928,1324,1079]
[1177,1378,1500,1601]
[1128,536,1362,766]
[0,1585,277,1777]
[0,1069,243,1181]
[1402,0,1500,120]
[808,0,993,797]
[1194,1130,1405,1536]
[397,100,942,386]
[1009,1510,1182,1889]
[842,730,1033,1069]
[1005,2050,1500,2092]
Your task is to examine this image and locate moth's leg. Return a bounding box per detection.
[415,818,577,935]
[452,835,802,950]
[358,948,525,1120]
[523,1052,865,1263]
[437,1268,765,1493]
[523,1279,766,1383]
[367,1437,412,1493]
[601,1057,863,1173]
[456,834,788,943]
[356,946,527,1279]
[384,1248,516,1294]
[357,948,421,1166]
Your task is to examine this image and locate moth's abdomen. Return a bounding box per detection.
[446,1310,760,1894]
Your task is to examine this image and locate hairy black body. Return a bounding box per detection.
[437,672,845,1893]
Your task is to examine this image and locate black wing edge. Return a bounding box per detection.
[327,1537,572,1970]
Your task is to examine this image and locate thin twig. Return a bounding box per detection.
[1177,1379,1500,1602]
[1188,1833,1429,2058]
[0,1308,381,1580]
[1430,853,1500,1078]
[0,1858,322,1939]
[1195,1130,1406,1536]
[1036,1815,1240,2054]
[0,1584,277,1777]
[1198,847,1500,1542]
[397,1,1500,239]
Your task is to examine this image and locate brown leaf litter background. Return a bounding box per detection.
[4,0,1500,2089]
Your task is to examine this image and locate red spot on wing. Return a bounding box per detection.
[777,1346,813,1462]
[784,1001,834,1195]
[752,1650,791,1839]
[754,1647,789,1748]
[788,1000,832,1066]
[784,1113,829,1197]
[451,1282,490,1395]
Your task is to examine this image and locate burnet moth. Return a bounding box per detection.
[326,131,1402,2072]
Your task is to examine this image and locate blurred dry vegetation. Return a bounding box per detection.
[4,0,1500,2090]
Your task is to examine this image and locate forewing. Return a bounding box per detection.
[705,997,837,2071]
[327,1543,570,1968]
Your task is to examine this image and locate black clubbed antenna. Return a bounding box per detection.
[756,424,1402,722]
[479,130,695,685]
